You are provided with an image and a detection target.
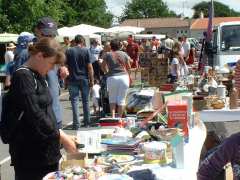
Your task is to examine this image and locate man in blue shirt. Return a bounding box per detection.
[65,35,94,129]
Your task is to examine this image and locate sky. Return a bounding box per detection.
[105,0,240,18]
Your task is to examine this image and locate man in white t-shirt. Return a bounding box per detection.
[164,35,174,50]
[182,36,191,60]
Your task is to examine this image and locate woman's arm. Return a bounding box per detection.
[102,60,109,73]
[59,129,78,153]
[124,52,132,70]
[126,57,132,70]
[197,134,239,180]
[97,51,108,74]
[87,63,94,87]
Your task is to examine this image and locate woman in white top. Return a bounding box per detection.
[170,42,182,83]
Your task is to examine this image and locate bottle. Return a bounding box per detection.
[171,134,184,169]
[230,81,238,109]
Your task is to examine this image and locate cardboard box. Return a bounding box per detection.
[129,68,142,86]
[167,101,189,138]
[61,153,87,170]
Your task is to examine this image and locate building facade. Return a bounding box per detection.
[120,18,192,38]
[120,17,240,40]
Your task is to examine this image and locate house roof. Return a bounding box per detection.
[121,17,240,30]
[120,18,191,28]
[190,17,240,30]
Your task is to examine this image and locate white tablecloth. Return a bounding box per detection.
[129,120,206,180]
[200,109,240,122]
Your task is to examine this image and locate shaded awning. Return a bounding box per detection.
[0,33,19,43]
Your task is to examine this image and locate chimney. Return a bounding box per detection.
[200,11,204,19]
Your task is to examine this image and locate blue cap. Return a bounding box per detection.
[17,34,35,49]
[35,17,58,37]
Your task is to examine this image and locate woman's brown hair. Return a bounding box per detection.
[171,41,182,58]
[28,38,65,65]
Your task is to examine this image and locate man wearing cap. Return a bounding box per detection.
[14,32,35,69]
[34,17,67,129]
[10,17,65,130]
[5,33,35,88]
[65,34,94,129]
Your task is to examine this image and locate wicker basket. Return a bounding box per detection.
[193,99,207,111]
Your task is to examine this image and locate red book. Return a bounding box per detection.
[167,100,189,138]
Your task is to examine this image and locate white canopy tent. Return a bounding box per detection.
[57,24,105,47]
[70,24,107,35]
[105,26,145,34]
[101,26,145,40]
[58,24,107,36]
[134,34,166,40]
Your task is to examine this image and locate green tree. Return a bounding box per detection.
[61,0,113,28]
[0,0,65,33]
[0,0,113,33]
[192,1,240,18]
[119,0,176,22]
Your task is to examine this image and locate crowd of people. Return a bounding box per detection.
[1,16,201,179]
[4,26,199,126]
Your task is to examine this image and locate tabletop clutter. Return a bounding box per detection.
[43,89,199,180]
[43,53,240,180]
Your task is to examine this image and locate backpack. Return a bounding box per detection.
[0,67,37,144]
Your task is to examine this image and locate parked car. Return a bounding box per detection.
[188,38,201,51]
[188,38,201,58]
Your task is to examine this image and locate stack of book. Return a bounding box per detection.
[101,136,141,154]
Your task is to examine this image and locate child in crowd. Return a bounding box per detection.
[92,79,101,114]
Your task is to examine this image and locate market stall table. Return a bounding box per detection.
[62,118,206,180]
[200,109,240,122]
[200,108,240,142]
[128,119,206,180]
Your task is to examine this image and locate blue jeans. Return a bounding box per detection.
[68,79,90,129]
[47,68,62,127]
